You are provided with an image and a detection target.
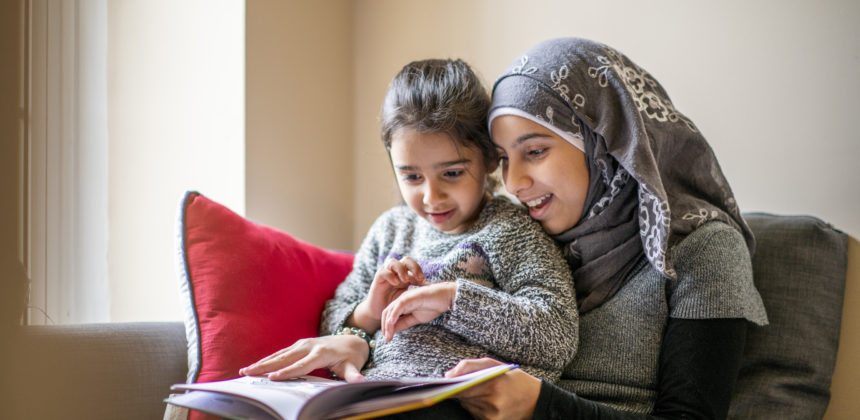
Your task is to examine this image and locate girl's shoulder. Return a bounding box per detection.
[363,204,420,239]
[477,195,550,238]
[481,195,531,221]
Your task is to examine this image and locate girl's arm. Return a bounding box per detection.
[319,216,386,336]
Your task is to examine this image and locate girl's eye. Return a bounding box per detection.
[443,170,464,178]
[402,174,422,183]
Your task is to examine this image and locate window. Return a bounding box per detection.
[26,0,245,324]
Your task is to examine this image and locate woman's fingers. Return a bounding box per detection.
[445,357,503,378]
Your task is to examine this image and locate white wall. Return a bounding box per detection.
[351,0,860,244]
[107,0,245,321]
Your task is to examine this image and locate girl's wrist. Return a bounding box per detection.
[347,301,381,334]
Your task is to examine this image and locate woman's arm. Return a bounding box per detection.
[530,317,747,420]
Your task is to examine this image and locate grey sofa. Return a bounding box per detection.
[3,213,855,420]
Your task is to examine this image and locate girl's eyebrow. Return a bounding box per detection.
[394,159,470,172]
[436,159,470,169]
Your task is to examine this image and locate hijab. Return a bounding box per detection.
[489,38,754,313]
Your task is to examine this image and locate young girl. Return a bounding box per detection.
[315,58,578,382]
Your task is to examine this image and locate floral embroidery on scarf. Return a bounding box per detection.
[588,168,631,219]
[587,55,611,87]
[638,185,675,277]
[682,208,720,227]
[511,55,538,75]
[594,48,698,133]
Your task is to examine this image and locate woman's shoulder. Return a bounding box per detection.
[672,220,750,264]
[666,220,768,325]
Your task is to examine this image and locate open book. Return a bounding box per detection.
[165,363,517,420]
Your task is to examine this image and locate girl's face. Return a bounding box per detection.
[491,115,589,235]
[389,128,493,234]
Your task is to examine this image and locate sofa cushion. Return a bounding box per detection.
[176,191,354,386]
[729,213,848,418]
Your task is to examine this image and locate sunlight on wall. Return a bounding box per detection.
[107,0,245,321]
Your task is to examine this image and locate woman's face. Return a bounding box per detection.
[492,115,589,235]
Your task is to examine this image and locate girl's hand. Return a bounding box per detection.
[238,335,369,382]
[380,282,457,342]
[353,256,426,332]
[445,358,541,420]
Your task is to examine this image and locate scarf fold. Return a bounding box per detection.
[490,38,754,313]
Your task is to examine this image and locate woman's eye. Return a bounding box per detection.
[528,148,546,157]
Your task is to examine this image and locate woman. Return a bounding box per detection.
[243,37,768,419]
[446,37,768,419]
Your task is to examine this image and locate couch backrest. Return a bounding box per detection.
[729,213,849,419]
[6,322,187,420]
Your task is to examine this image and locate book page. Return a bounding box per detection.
[172,375,341,420]
[168,364,517,420]
[165,391,277,420]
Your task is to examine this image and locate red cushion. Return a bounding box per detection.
[177,191,353,387]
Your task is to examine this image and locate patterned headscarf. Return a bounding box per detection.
[490,38,754,313]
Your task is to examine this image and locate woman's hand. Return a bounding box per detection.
[445,358,541,420]
[239,335,369,382]
[352,256,426,333]
[380,282,457,342]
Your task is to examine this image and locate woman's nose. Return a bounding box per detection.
[504,160,530,196]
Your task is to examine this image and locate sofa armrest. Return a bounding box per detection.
[825,237,860,419]
[5,322,186,420]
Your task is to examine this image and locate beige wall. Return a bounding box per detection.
[350,0,860,244]
[246,0,354,251]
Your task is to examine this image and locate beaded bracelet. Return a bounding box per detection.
[336,326,376,359]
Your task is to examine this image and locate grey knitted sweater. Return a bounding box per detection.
[560,220,768,414]
[320,196,578,382]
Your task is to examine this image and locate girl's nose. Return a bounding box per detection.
[423,181,445,206]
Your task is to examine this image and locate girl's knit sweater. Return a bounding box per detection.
[321,196,578,382]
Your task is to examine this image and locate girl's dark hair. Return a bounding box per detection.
[381,59,498,189]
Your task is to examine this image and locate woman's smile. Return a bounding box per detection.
[523,193,553,219]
